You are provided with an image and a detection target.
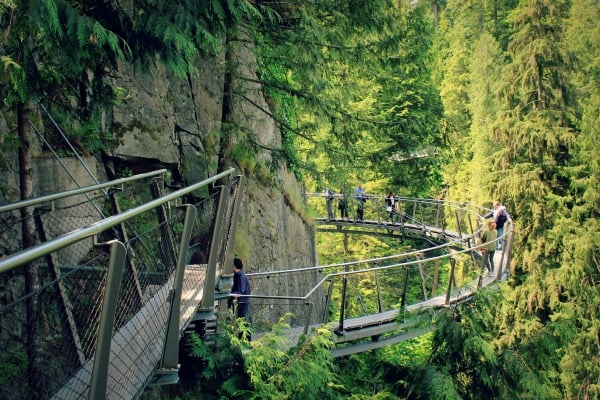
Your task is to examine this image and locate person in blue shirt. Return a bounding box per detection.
[229,258,251,321]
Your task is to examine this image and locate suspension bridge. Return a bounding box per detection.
[0,169,514,399]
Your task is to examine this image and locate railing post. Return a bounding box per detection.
[151,179,178,271]
[445,257,456,305]
[202,185,230,309]
[160,204,196,371]
[417,255,428,301]
[89,240,126,400]
[454,209,463,239]
[323,280,334,323]
[107,188,144,304]
[440,201,447,234]
[303,302,313,335]
[375,270,383,313]
[498,223,515,281]
[418,202,425,231]
[222,176,245,281]
[400,267,410,310]
[338,275,348,333]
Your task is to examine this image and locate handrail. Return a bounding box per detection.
[250,198,490,279]
[307,192,491,212]
[0,168,235,273]
[244,235,503,303]
[248,240,456,278]
[243,208,514,317]
[0,169,168,213]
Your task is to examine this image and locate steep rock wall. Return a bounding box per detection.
[0,45,317,302]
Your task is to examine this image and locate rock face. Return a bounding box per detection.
[0,39,318,314]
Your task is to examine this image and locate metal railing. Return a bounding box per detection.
[0,168,241,400]
[0,170,168,260]
[243,197,514,343]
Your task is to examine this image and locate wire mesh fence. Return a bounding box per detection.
[0,169,240,399]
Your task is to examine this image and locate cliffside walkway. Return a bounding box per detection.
[0,174,514,399]
[247,194,514,357]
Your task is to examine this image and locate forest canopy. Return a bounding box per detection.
[1,0,599,398]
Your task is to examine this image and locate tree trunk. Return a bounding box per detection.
[18,102,43,398]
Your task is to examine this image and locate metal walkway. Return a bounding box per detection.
[247,196,514,357]
[0,169,244,399]
[0,177,514,399]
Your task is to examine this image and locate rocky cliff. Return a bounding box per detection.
[0,41,316,287]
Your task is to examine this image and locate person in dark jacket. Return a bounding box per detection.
[338,190,349,220]
[385,191,398,223]
[229,258,251,321]
[325,188,335,220]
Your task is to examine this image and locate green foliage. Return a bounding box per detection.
[182,314,342,399]
[243,322,339,399]
[0,351,27,386]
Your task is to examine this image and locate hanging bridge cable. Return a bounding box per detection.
[29,120,106,217]
[32,107,175,263]
[39,102,101,187]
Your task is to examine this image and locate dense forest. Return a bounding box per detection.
[2,0,599,399]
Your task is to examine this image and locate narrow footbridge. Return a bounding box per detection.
[0,172,514,399]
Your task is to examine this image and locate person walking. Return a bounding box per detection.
[385,191,397,223]
[355,183,367,221]
[229,258,251,321]
[338,190,348,220]
[325,188,335,220]
[481,220,497,275]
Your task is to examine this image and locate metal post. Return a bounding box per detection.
[323,280,334,323]
[89,240,126,400]
[454,209,463,239]
[160,204,196,370]
[375,270,383,313]
[303,302,313,335]
[222,176,245,279]
[151,179,178,271]
[499,223,515,280]
[440,201,447,234]
[202,185,230,309]
[338,275,348,333]
[445,257,456,305]
[108,189,144,304]
[34,211,85,366]
[400,267,410,317]
[417,256,428,301]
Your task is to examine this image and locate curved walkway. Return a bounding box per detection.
[248,197,514,357]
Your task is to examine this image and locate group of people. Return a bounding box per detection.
[325,185,403,223]
[325,183,367,221]
[480,200,513,275]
